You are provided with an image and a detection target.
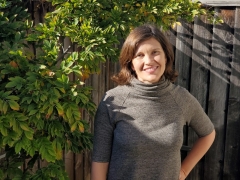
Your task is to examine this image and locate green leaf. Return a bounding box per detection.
[11,119,22,134]
[15,32,21,41]
[0,125,8,136]
[70,122,77,132]
[2,101,8,114]
[56,87,65,93]
[53,139,62,160]
[78,122,84,133]
[0,99,4,112]
[66,108,73,122]
[6,95,20,101]
[8,100,20,110]
[61,74,69,83]
[19,122,31,131]
[29,109,38,115]
[15,141,22,153]
[56,103,64,116]
[5,81,17,88]
[24,130,33,140]
[53,88,61,97]
[47,106,53,116]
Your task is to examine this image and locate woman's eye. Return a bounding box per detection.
[135,54,144,58]
[153,51,159,55]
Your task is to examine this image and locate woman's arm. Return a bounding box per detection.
[179,129,216,180]
[91,162,109,180]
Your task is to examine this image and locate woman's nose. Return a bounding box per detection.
[144,54,154,64]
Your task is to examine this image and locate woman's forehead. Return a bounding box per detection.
[135,38,162,50]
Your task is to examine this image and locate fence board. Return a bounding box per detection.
[65,151,75,180]
[84,151,91,180]
[205,8,235,180]
[175,20,193,90]
[74,153,83,180]
[223,7,240,179]
[164,26,177,52]
[191,16,212,110]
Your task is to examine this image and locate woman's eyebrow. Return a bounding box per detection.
[153,47,162,50]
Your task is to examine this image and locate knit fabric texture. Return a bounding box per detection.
[92,77,214,180]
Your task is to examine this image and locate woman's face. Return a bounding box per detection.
[131,38,166,84]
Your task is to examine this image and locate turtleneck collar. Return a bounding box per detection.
[129,76,173,97]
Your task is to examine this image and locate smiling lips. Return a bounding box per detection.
[143,66,158,73]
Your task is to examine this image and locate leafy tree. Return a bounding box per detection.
[0,0,221,179]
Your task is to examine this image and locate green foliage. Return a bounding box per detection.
[0,0,94,179]
[0,0,221,179]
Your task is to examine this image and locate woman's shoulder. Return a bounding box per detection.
[105,85,130,97]
[170,84,196,104]
[171,84,191,96]
[102,85,131,104]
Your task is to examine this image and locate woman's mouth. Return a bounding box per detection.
[144,66,158,73]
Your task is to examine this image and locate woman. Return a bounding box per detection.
[91,24,215,180]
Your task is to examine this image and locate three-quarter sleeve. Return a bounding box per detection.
[184,92,214,137]
[92,98,114,162]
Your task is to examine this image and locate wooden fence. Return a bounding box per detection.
[172,7,240,180]
[1,3,239,180]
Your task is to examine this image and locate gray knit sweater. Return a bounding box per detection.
[92,77,214,180]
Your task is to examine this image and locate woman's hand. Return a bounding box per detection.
[179,169,187,180]
[179,130,216,180]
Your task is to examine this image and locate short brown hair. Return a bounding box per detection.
[111,24,178,85]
